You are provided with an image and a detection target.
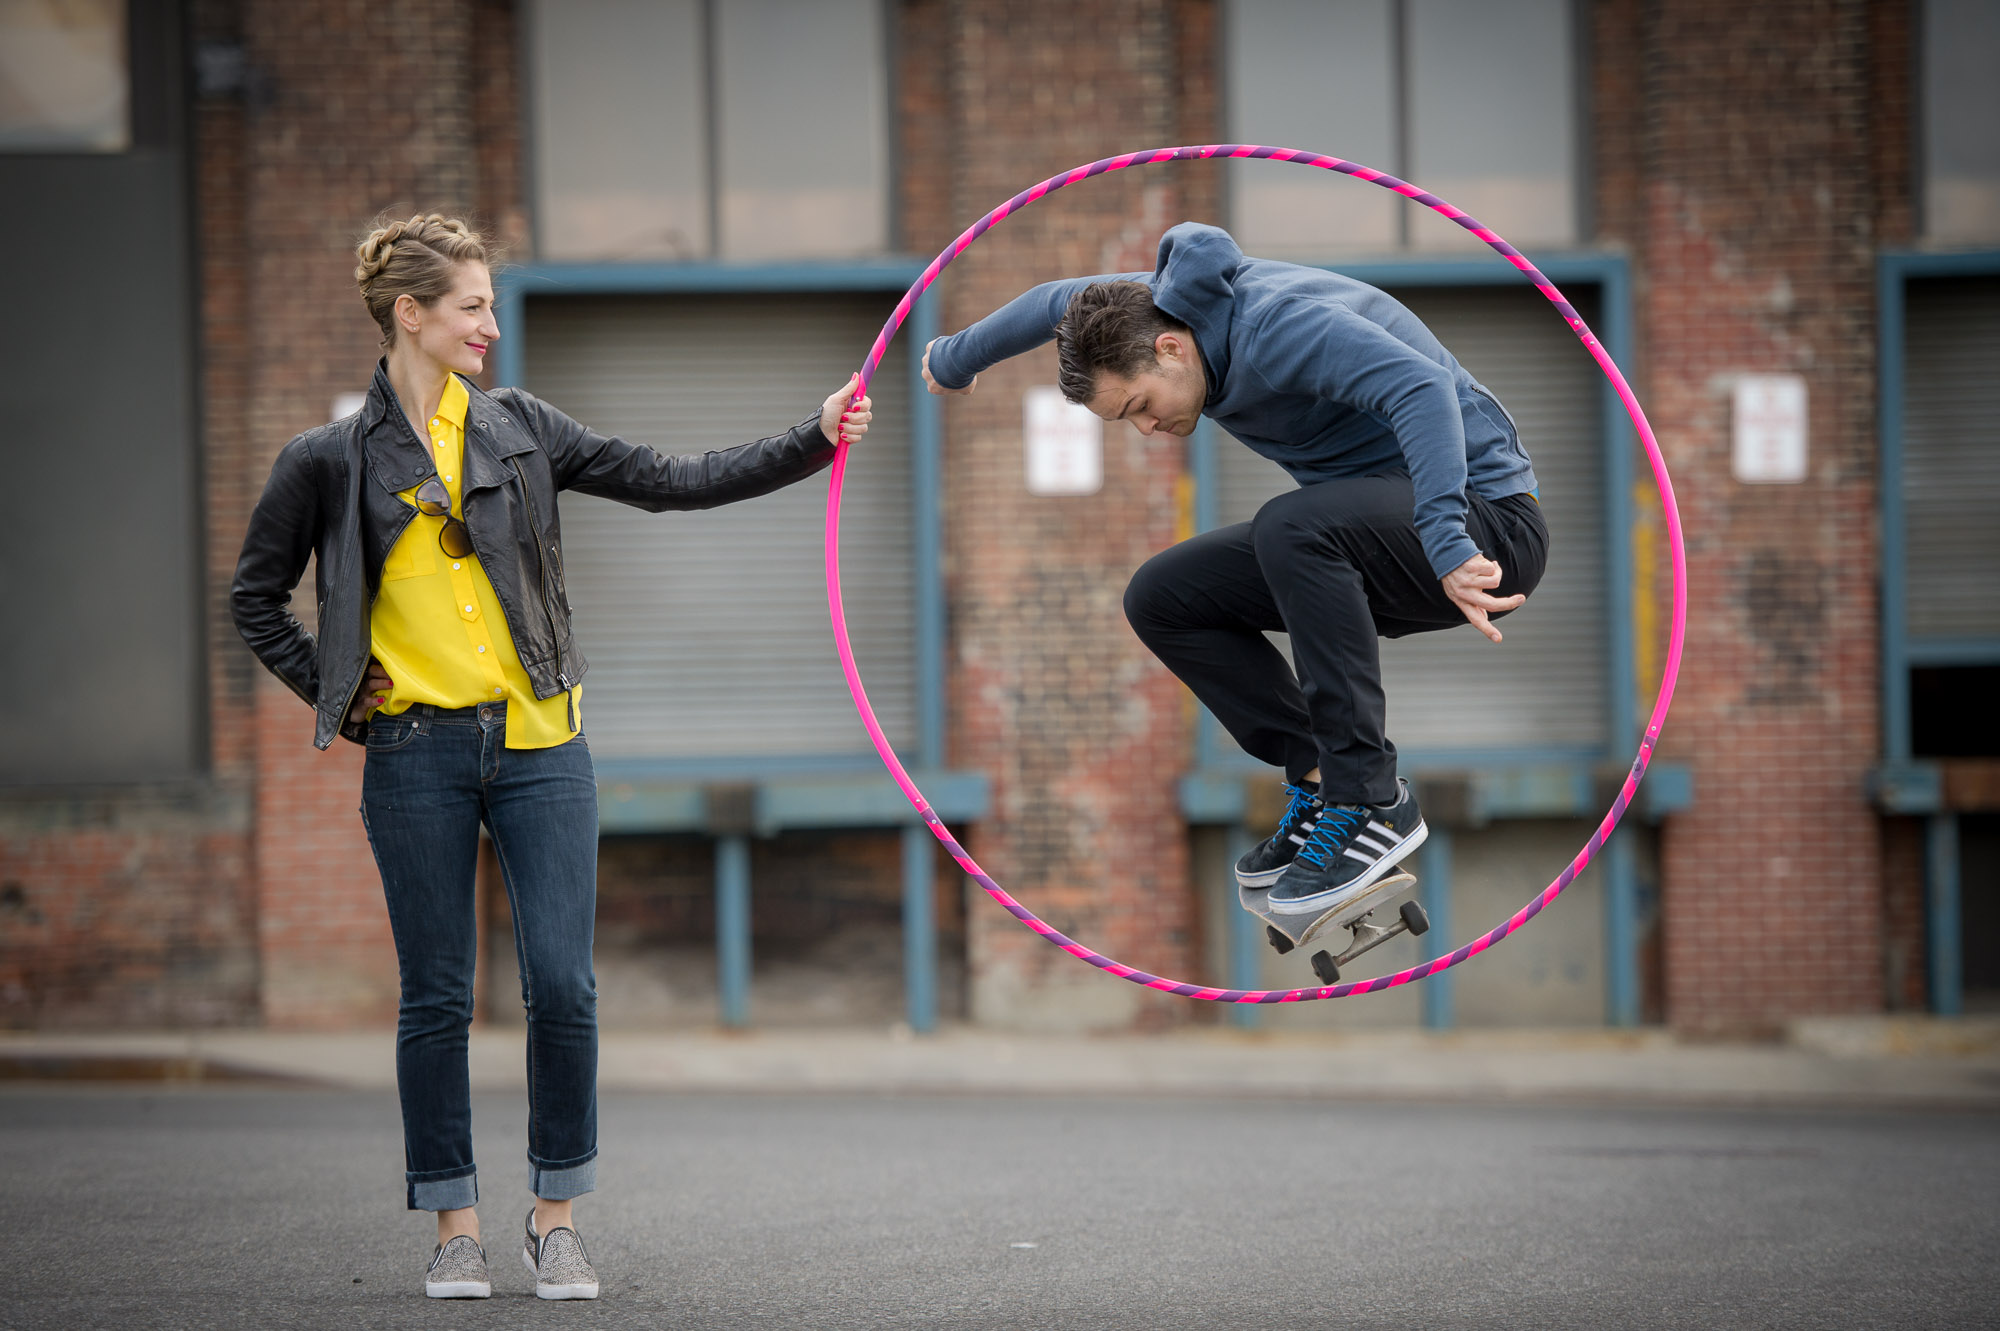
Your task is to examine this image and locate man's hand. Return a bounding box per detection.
[1441,554,1525,644]
[922,339,975,396]
[821,374,873,446]
[348,657,393,724]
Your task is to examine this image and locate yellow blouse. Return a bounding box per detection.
[369,373,580,748]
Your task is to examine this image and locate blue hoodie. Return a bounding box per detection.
[926,223,1538,580]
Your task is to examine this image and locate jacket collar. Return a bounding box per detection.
[361,360,534,495]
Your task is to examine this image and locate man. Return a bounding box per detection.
[923,222,1547,918]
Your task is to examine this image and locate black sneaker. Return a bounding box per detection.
[1266,778,1427,917]
[1234,781,1324,888]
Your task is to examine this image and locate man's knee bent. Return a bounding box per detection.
[1122,549,1180,638]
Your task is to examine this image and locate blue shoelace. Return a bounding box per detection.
[1295,804,1366,869]
[1276,782,1319,836]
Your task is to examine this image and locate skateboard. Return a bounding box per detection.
[1238,869,1430,985]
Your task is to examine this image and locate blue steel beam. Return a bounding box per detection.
[1421,827,1455,1030]
[1224,825,1261,1029]
[901,824,938,1034]
[715,835,752,1029]
[1927,813,1962,1017]
[1879,256,1912,762]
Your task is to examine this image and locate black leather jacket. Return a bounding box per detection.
[232,361,836,749]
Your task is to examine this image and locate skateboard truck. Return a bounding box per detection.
[1240,868,1430,986]
[1308,898,1430,986]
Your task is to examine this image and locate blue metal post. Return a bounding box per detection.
[905,298,945,1035]
[1595,260,1642,1029]
[1603,832,1639,1026]
[909,297,945,772]
[1421,828,1455,1030]
[901,823,938,1033]
[1927,813,1962,1017]
[1225,825,1261,1029]
[1878,256,1912,763]
[715,835,752,1029]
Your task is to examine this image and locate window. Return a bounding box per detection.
[0,0,128,152]
[1225,0,1577,257]
[529,0,889,263]
[1923,0,2000,244]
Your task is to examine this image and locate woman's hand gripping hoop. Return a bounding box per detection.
[825,145,1688,1003]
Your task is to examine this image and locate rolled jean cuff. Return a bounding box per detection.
[528,1151,597,1202]
[408,1167,478,1212]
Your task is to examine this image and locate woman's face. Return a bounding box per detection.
[398,262,498,375]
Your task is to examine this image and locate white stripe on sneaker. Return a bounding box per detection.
[1351,833,1391,854]
[1342,847,1375,864]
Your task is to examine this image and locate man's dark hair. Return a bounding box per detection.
[1055,281,1192,405]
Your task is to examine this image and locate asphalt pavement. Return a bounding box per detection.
[2,1087,1995,1330]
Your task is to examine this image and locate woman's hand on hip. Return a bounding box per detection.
[1441,554,1525,644]
[821,374,873,446]
[348,657,394,724]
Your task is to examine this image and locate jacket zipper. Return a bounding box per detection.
[510,454,576,732]
[338,387,426,737]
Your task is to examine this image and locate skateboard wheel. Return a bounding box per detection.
[1399,900,1430,936]
[1264,924,1294,956]
[1310,951,1340,985]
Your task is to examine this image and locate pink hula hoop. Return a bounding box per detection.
[826,144,1688,1003]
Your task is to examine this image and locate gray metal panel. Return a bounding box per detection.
[0,157,200,782]
[1211,285,1607,753]
[1903,277,2000,639]
[521,293,913,760]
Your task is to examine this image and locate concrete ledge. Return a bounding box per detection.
[3,1025,1998,1110]
[1785,1014,2000,1058]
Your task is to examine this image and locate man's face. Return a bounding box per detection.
[1084,332,1206,438]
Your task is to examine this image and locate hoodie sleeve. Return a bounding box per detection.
[925,271,1152,390]
[1255,297,1481,580]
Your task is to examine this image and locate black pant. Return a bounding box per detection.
[1123,474,1548,805]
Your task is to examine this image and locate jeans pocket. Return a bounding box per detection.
[365,717,421,752]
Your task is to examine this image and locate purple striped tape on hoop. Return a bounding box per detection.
[826,144,1688,1003]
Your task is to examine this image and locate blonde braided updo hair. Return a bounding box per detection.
[354,213,490,348]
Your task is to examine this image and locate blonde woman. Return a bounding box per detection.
[232,214,870,1299]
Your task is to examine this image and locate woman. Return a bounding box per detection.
[231,213,871,1300]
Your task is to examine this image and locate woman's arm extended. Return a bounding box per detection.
[497,378,872,513]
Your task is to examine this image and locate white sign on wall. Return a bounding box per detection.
[1023,385,1103,496]
[1732,373,1808,484]
[331,392,366,423]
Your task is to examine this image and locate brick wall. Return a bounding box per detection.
[1610,0,1888,1032]
[9,0,1941,1033]
[0,790,256,1027]
[234,0,483,1026]
[902,0,1216,1029]
[0,0,262,1030]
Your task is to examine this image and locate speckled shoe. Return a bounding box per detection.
[424,1234,490,1298]
[522,1210,600,1300]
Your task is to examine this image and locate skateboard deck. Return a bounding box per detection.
[1238,869,1429,983]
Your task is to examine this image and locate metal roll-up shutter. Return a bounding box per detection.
[1211,284,1607,754]
[1904,276,2000,640]
[522,293,914,760]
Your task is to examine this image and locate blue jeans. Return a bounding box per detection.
[359,700,599,1212]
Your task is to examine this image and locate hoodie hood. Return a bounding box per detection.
[1148,223,1241,404]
